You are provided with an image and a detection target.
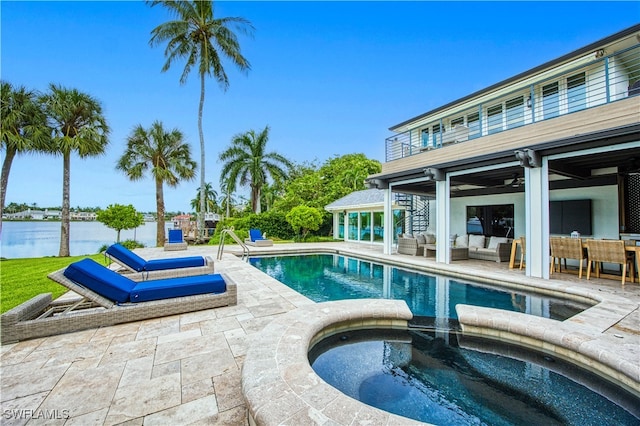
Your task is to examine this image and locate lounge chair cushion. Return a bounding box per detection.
[168,229,184,243]
[64,258,136,303]
[106,243,147,272]
[249,229,265,242]
[144,256,205,271]
[130,274,227,303]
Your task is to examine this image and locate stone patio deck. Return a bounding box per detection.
[1,242,638,425]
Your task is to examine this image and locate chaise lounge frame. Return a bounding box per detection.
[107,254,216,281]
[0,269,237,344]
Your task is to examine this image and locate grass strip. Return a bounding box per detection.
[0,254,105,314]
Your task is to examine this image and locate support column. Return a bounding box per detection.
[435,178,450,264]
[383,187,393,255]
[524,159,549,278]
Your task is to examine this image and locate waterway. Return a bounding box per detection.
[1,221,157,259]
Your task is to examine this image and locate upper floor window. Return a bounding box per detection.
[567,72,586,113]
[505,96,525,129]
[487,104,503,135]
[542,82,560,119]
[468,112,481,139]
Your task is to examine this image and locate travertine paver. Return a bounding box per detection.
[0,242,638,425]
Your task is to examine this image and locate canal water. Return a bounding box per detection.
[0,221,157,259]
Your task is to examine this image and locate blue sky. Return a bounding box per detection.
[2,1,638,213]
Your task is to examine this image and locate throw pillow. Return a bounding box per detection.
[425,233,436,244]
[469,234,486,248]
[488,237,509,249]
[416,233,427,244]
[455,234,469,247]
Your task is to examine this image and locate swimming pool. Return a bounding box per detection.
[249,253,590,324]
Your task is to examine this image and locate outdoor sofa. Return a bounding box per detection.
[0,258,236,344]
[105,243,214,281]
[397,233,511,262]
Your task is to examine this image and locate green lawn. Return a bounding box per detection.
[0,254,105,314]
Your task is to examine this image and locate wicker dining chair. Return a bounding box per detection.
[550,237,586,278]
[585,239,634,286]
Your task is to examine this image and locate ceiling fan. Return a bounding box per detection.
[502,173,525,188]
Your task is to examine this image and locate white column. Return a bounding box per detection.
[524,159,549,278]
[383,187,393,255]
[435,177,451,264]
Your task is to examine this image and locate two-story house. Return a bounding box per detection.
[364,24,640,279]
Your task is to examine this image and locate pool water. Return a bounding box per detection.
[309,329,640,425]
[249,254,589,323]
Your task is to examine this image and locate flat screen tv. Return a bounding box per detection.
[550,199,592,236]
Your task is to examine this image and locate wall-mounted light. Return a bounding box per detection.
[514,149,540,168]
[526,96,532,108]
[423,168,445,181]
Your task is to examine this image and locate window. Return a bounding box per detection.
[432,124,442,147]
[451,117,464,127]
[360,212,371,241]
[421,128,429,148]
[567,72,586,113]
[338,212,345,239]
[467,204,514,237]
[487,104,503,134]
[468,112,481,139]
[348,212,358,240]
[542,82,560,119]
[505,96,525,129]
[373,212,384,242]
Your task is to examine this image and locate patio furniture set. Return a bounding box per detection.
[397,233,512,262]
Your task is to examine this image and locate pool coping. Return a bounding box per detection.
[242,299,422,425]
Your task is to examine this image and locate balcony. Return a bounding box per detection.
[385,44,640,163]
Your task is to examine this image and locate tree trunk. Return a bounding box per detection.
[59,152,71,257]
[117,229,121,243]
[0,148,16,233]
[156,177,165,247]
[197,72,206,240]
[253,186,261,214]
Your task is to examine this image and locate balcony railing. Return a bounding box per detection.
[385,44,640,162]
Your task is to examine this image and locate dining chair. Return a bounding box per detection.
[519,236,526,270]
[585,239,634,286]
[550,237,586,278]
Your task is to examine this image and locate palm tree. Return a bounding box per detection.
[220,126,293,214]
[117,120,197,246]
[219,177,236,218]
[41,84,109,257]
[148,0,253,238]
[190,182,218,213]
[0,82,50,230]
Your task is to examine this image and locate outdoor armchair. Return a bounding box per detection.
[244,229,273,247]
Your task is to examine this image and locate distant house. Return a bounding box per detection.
[70,211,96,221]
[4,209,61,220]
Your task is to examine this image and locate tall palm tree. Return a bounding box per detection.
[41,84,109,257]
[219,177,236,219]
[0,82,50,230]
[148,0,253,239]
[190,182,218,213]
[219,126,293,214]
[117,121,197,246]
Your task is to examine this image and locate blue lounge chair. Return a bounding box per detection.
[105,243,214,280]
[244,229,273,247]
[165,229,188,251]
[1,258,237,344]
